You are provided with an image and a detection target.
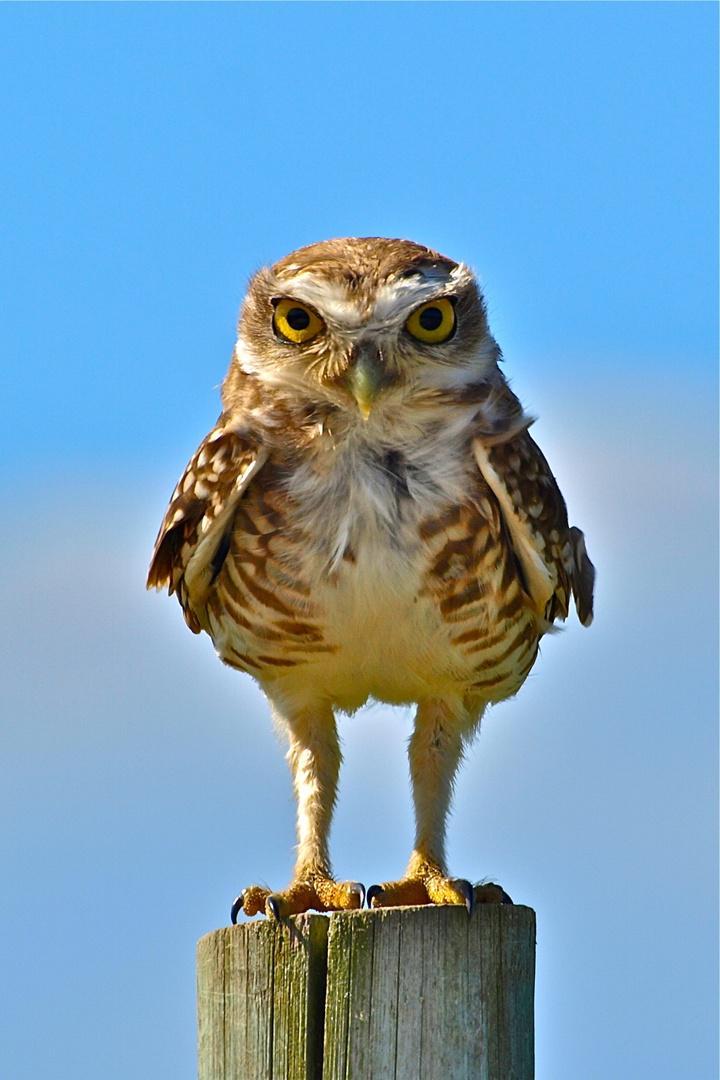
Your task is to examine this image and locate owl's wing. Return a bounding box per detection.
[473,431,595,628]
[147,418,268,633]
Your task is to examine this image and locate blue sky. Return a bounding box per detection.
[0,4,717,1079]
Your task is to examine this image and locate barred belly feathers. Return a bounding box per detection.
[148,237,595,919]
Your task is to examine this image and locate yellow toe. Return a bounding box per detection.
[236,875,364,919]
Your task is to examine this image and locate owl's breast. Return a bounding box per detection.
[205,443,540,709]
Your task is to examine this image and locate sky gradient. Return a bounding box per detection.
[0,5,717,1079]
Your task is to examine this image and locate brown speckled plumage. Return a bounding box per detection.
[148,237,594,918]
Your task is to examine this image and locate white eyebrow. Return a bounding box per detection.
[274,273,367,329]
[372,264,472,324]
[372,277,447,322]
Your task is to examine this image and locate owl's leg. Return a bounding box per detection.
[234,699,364,920]
[368,698,510,911]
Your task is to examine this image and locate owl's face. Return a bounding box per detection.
[227,238,500,420]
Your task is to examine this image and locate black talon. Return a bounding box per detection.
[230,893,245,925]
[349,882,366,908]
[266,895,281,920]
[366,884,384,908]
[457,879,474,916]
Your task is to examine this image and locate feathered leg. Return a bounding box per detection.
[236,698,364,919]
[368,698,509,910]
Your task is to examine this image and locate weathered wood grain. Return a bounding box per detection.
[321,905,535,1080]
[197,905,535,1080]
[197,914,328,1080]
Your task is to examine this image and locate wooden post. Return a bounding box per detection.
[198,905,535,1080]
[197,913,328,1080]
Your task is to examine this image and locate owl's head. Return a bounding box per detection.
[225,238,502,421]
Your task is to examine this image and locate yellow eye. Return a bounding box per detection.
[273,298,324,344]
[405,298,456,344]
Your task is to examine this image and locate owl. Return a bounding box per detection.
[148,237,594,920]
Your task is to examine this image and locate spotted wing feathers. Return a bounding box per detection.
[147,420,267,632]
[473,432,594,628]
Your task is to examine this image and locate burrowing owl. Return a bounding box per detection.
[148,237,594,920]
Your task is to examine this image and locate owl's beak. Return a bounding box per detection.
[347,342,386,420]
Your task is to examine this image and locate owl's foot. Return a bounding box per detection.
[231,875,365,922]
[367,856,474,913]
[474,881,513,905]
[367,858,512,914]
